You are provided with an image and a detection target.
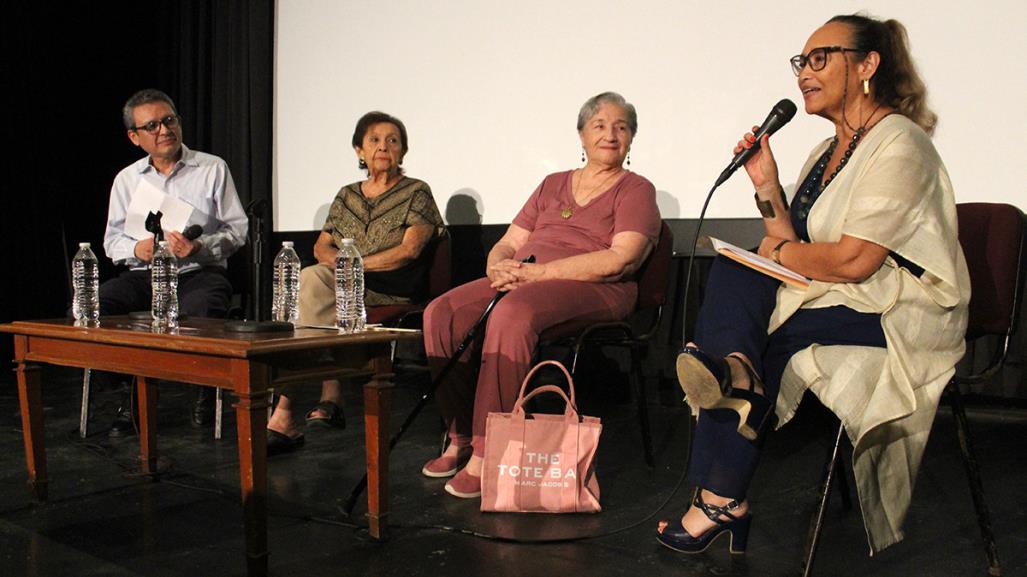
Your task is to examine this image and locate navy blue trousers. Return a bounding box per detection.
[97,267,232,318]
[686,256,886,499]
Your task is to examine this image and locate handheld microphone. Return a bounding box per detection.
[183,224,203,240]
[714,99,798,187]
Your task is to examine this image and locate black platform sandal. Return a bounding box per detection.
[657,489,752,554]
[676,346,773,441]
[305,400,346,429]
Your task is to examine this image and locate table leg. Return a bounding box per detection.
[15,355,47,501]
[234,366,270,577]
[364,364,394,540]
[136,375,158,474]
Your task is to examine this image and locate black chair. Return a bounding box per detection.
[536,222,674,467]
[801,202,1024,576]
[366,233,452,330]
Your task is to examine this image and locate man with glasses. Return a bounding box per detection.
[100,88,248,435]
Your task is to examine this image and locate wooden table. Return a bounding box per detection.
[0,317,419,576]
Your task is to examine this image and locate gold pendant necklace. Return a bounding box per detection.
[563,168,622,219]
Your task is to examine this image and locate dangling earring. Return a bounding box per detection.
[862,78,870,96]
[626,153,631,166]
[581,149,586,163]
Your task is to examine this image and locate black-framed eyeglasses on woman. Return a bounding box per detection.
[130,114,181,134]
[790,46,864,76]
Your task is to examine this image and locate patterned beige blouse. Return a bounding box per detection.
[323,177,444,305]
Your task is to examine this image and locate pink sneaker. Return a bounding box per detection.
[421,445,472,478]
[444,467,482,498]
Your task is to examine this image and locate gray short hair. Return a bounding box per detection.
[576,91,638,136]
[122,89,178,129]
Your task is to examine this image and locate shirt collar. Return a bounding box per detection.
[135,143,197,174]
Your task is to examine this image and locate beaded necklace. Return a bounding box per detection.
[796,126,865,220]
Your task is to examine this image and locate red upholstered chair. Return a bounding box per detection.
[800,203,1025,576]
[536,221,674,467]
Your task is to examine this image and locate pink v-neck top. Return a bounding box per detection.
[511,170,660,266]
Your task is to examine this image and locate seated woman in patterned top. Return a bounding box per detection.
[267,111,444,455]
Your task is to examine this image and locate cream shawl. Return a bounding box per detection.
[771,114,971,553]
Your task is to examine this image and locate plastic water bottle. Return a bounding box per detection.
[272,241,301,323]
[335,238,366,333]
[151,240,179,330]
[71,242,100,324]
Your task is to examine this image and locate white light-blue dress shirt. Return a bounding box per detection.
[103,144,249,274]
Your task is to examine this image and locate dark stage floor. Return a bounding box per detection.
[1,366,1025,577]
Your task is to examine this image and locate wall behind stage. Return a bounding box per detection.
[273,1,1025,230]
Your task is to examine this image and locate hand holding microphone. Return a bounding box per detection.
[736,127,781,194]
[166,224,203,259]
[715,99,797,188]
[679,99,799,349]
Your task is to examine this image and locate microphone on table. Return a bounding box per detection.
[714,98,798,187]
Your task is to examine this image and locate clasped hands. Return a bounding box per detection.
[133,230,199,262]
[488,258,547,292]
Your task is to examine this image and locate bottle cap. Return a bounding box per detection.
[283,241,294,248]
[158,240,169,247]
[340,238,355,245]
[79,242,91,248]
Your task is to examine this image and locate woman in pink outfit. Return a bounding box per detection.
[421,92,662,499]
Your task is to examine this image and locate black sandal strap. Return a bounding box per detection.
[306,400,341,420]
[693,489,741,525]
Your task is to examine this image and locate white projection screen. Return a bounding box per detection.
[274,1,1025,231]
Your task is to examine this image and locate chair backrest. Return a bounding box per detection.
[425,233,452,300]
[957,202,1026,340]
[635,221,674,311]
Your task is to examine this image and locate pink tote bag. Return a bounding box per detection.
[480,360,602,513]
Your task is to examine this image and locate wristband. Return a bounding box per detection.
[771,239,790,265]
[754,186,788,218]
[754,192,775,218]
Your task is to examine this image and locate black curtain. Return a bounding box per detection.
[0,1,274,363]
[172,0,275,320]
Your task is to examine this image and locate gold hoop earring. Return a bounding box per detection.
[862,78,870,96]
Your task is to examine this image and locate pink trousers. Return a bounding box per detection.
[423,276,635,456]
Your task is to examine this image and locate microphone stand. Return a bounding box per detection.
[221,198,292,333]
[247,200,265,321]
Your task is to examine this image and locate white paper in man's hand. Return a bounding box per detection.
[125,178,195,240]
